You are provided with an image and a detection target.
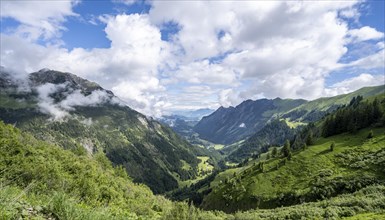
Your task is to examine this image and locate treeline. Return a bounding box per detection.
[322,96,384,137]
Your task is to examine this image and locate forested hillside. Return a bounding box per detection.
[225,119,297,163]
[200,95,385,214]
[0,69,207,194]
[2,120,385,220]
[1,68,384,220]
[193,86,384,147]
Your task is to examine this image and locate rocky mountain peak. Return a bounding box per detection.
[29,69,114,96]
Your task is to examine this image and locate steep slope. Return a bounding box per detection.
[2,120,385,219]
[201,127,385,212]
[194,86,384,145]
[0,121,171,219]
[282,85,385,122]
[194,98,306,144]
[225,119,298,162]
[159,114,198,138]
[0,69,202,194]
[201,95,385,213]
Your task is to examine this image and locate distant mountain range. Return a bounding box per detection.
[193,85,385,145]
[169,108,215,121]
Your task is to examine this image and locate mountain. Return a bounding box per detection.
[201,127,385,212]
[0,120,170,219]
[199,94,385,213]
[194,85,385,145]
[171,108,215,121]
[282,85,385,122]
[194,98,307,144]
[159,109,214,143]
[0,69,205,194]
[159,114,198,137]
[4,120,384,219]
[225,119,297,163]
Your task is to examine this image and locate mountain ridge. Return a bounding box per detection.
[194,85,385,145]
[194,98,307,144]
[0,69,206,194]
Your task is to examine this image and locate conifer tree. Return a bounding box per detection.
[281,140,291,158]
[330,142,335,151]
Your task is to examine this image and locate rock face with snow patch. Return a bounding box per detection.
[193,99,306,144]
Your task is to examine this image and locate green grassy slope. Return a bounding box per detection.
[1,118,385,219]
[0,121,173,219]
[201,127,385,212]
[283,85,385,122]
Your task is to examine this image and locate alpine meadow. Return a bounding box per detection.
[1,1,384,220]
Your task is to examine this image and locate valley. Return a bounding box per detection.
[2,0,385,218]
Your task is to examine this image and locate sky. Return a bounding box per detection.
[1,0,384,117]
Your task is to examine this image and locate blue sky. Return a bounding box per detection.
[1,0,384,116]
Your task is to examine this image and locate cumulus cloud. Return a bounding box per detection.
[36,83,117,120]
[325,73,385,96]
[174,60,238,85]
[36,83,69,120]
[165,85,220,112]
[150,1,364,107]
[1,1,384,115]
[345,49,385,69]
[112,0,138,6]
[1,13,168,116]
[0,0,78,41]
[348,26,384,42]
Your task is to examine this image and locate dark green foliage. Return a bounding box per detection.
[259,162,265,172]
[281,139,291,158]
[302,143,307,151]
[322,97,384,138]
[233,185,385,219]
[292,122,318,151]
[0,121,171,218]
[201,113,385,214]
[367,130,374,139]
[228,120,297,162]
[330,142,335,151]
[271,147,278,157]
[305,130,314,145]
[168,171,219,205]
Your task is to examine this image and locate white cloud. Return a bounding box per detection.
[112,0,137,6]
[36,82,118,120]
[340,7,360,19]
[36,83,69,120]
[346,49,385,69]
[174,60,238,85]
[150,1,361,106]
[325,73,385,96]
[348,26,384,42]
[1,0,383,115]
[0,0,78,41]
[60,90,113,110]
[165,85,220,112]
[1,13,168,116]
